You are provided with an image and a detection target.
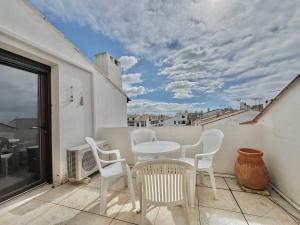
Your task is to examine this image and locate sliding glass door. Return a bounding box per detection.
[0,49,51,202]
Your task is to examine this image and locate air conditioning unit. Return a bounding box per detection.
[67,140,109,182]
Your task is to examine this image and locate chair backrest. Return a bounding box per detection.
[85,137,103,174]
[202,129,224,155]
[130,128,157,146]
[135,159,194,206]
[0,137,10,152]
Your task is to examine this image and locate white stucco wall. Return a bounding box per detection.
[0,0,127,183]
[93,75,127,128]
[97,125,262,174]
[258,78,300,206]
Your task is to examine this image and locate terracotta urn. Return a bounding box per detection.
[235,148,269,190]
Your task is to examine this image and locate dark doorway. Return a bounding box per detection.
[0,49,52,202]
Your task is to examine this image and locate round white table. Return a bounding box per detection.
[132,141,181,157]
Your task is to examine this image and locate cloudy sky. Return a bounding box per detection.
[30,0,300,115]
[0,64,38,123]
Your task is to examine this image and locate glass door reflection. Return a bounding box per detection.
[0,63,42,198]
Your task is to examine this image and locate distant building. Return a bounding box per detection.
[187,112,203,125]
[240,101,264,112]
[251,104,263,112]
[0,122,16,139]
[240,102,250,110]
[8,118,38,144]
[163,112,189,126]
[202,108,231,118]
[127,114,170,127]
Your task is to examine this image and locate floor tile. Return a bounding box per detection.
[86,176,129,193]
[30,204,80,225]
[83,191,128,218]
[110,219,134,225]
[199,206,248,225]
[197,187,240,212]
[58,186,99,210]
[155,206,200,225]
[35,183,83,204]
[0,184,52,214]
[233,191,294,221]
[0,199,54,225]
[245,214,298,225]
[269,189,300,223]
[110,177,128,192]
[224,178,242,191]
[64,211,112,225]
[197,175,229,189]
[116,199,158,224]
[86,176,100,188]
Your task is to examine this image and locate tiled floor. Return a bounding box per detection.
[0,174,299,225]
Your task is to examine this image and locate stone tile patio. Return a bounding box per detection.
[0,174,299,225]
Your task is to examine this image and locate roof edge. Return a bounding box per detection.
[241,73,300,124]
[202,110,249,126]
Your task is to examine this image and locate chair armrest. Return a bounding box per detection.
[99,158,126,165]
[181,143,202,157]
[195,152,215,160]
[99,149,121,159]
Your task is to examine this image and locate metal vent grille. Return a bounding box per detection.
[82,151,96,171]
[67,151,76,178]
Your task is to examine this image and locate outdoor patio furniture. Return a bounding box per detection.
[0,152,13,177]
[130,128,158,162]
[132,140,180,159]
[134,159,195,225]
[0,137,14,176]
[27,145,40,175]
[85,137,136,215]
[181,129,224,200]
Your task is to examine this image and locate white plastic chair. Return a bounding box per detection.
[0,137,13,176]
[134,159,195,225]
[130,128,157,162]
[85,137,136,214]
[180,129,224,201]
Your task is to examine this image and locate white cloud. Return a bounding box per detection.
[128,99,205,115]
[0,65,38,123]
[31,0,300,106]
[122,73,142,84]
[118,56,139,71]
[165,79,223,99]
[122,73,154,97]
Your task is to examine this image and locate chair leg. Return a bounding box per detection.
[200,171,205,184]
[189,170,196,207]
[126,165,136,209]
[3,159,8,177]
[182,202,190,225]
[100,178,108,215]
[124,176,128,188]
[140,198,147,225]
[208,167,217,199]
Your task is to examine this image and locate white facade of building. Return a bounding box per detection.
[163,113,189,126]
[0,0,128,184]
